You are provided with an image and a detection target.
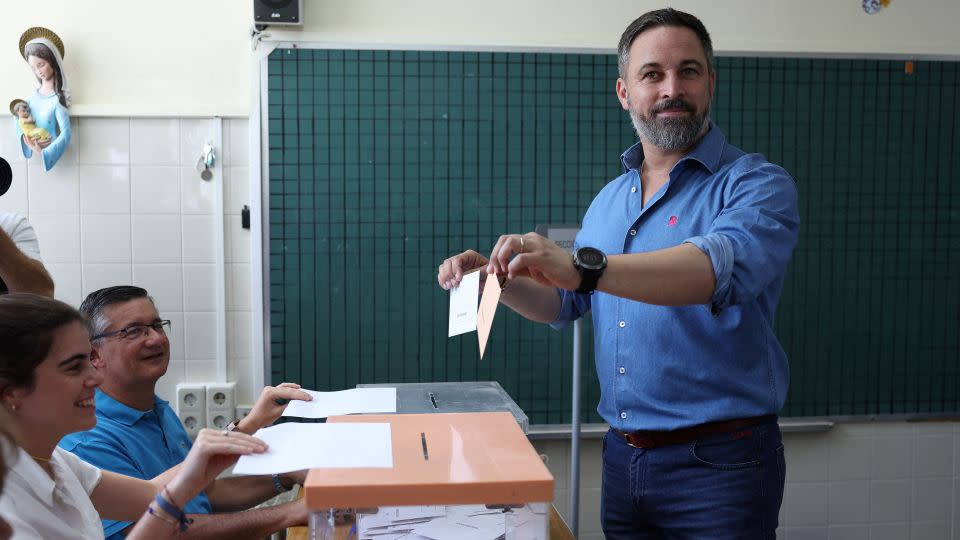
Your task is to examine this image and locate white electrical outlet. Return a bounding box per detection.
[176,384,206,439]
[205,382,237,430]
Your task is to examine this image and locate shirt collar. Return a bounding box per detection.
[619,121,726,175]
[10,447,56,505]
[95,389,168,426]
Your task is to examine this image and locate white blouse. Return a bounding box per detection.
[0,447,104,539]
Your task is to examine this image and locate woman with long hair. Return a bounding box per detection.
[0,293,268,539]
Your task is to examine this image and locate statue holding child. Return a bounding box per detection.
[14,27,72,171]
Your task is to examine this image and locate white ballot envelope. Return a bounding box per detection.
[282,387,397,419]
[448,269,480,337]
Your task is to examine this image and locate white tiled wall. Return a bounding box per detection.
[0,116,256,406]
[221,119,254,398]
[533,421,960,539]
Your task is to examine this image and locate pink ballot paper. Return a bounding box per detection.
[476,274,506,359]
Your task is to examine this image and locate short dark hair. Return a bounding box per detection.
[0,293,88,395]
[80,285,155,338]
[617,8,714,78]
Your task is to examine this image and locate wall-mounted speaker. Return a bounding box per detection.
[253,0,302,26]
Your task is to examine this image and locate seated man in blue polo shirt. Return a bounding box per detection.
[60,285,313,539]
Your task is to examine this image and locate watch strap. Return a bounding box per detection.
[575,269,602,294]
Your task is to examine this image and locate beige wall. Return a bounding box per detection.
[0,1,251,116]
[280,0,958,56]
[1,0,956,117]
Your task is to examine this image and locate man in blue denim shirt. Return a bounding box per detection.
[438,8,799,539]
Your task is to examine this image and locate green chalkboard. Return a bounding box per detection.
[266,48,960,422]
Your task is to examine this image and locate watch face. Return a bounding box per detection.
[577,247,606,269]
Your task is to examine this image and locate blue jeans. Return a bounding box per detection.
[601,419,785,539]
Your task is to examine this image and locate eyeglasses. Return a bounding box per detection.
[92,320,171,342]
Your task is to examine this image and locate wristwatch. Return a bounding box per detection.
[573,246,607,294]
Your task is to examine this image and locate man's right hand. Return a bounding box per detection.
[241,383,313,434]
[437,250,489,290]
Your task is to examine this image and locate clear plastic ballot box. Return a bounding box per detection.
[304,412,554,540]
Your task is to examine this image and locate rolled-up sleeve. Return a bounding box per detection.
[550,287,591,330]
[685,160,799,312]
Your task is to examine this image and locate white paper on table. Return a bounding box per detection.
[282,387,397,418]
[232,422,393,475]
[448,270,480,337]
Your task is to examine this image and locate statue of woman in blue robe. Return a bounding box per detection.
[16,27,72,172]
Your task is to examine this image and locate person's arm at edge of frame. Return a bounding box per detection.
[203,475,288,513]
[111,500,307,540]
[164,501,307,540]
[0,221,53,296]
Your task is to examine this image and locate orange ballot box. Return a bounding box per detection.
[304,412,554,540]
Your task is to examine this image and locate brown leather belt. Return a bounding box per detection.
[613,414,776,449]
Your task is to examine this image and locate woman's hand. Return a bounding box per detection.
[35,136,51,149]
[165,428,267,505]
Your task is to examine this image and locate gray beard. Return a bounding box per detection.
[630,104,711,151]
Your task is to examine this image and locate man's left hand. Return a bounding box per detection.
[239,382,312,434]
[487,232,581,291]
